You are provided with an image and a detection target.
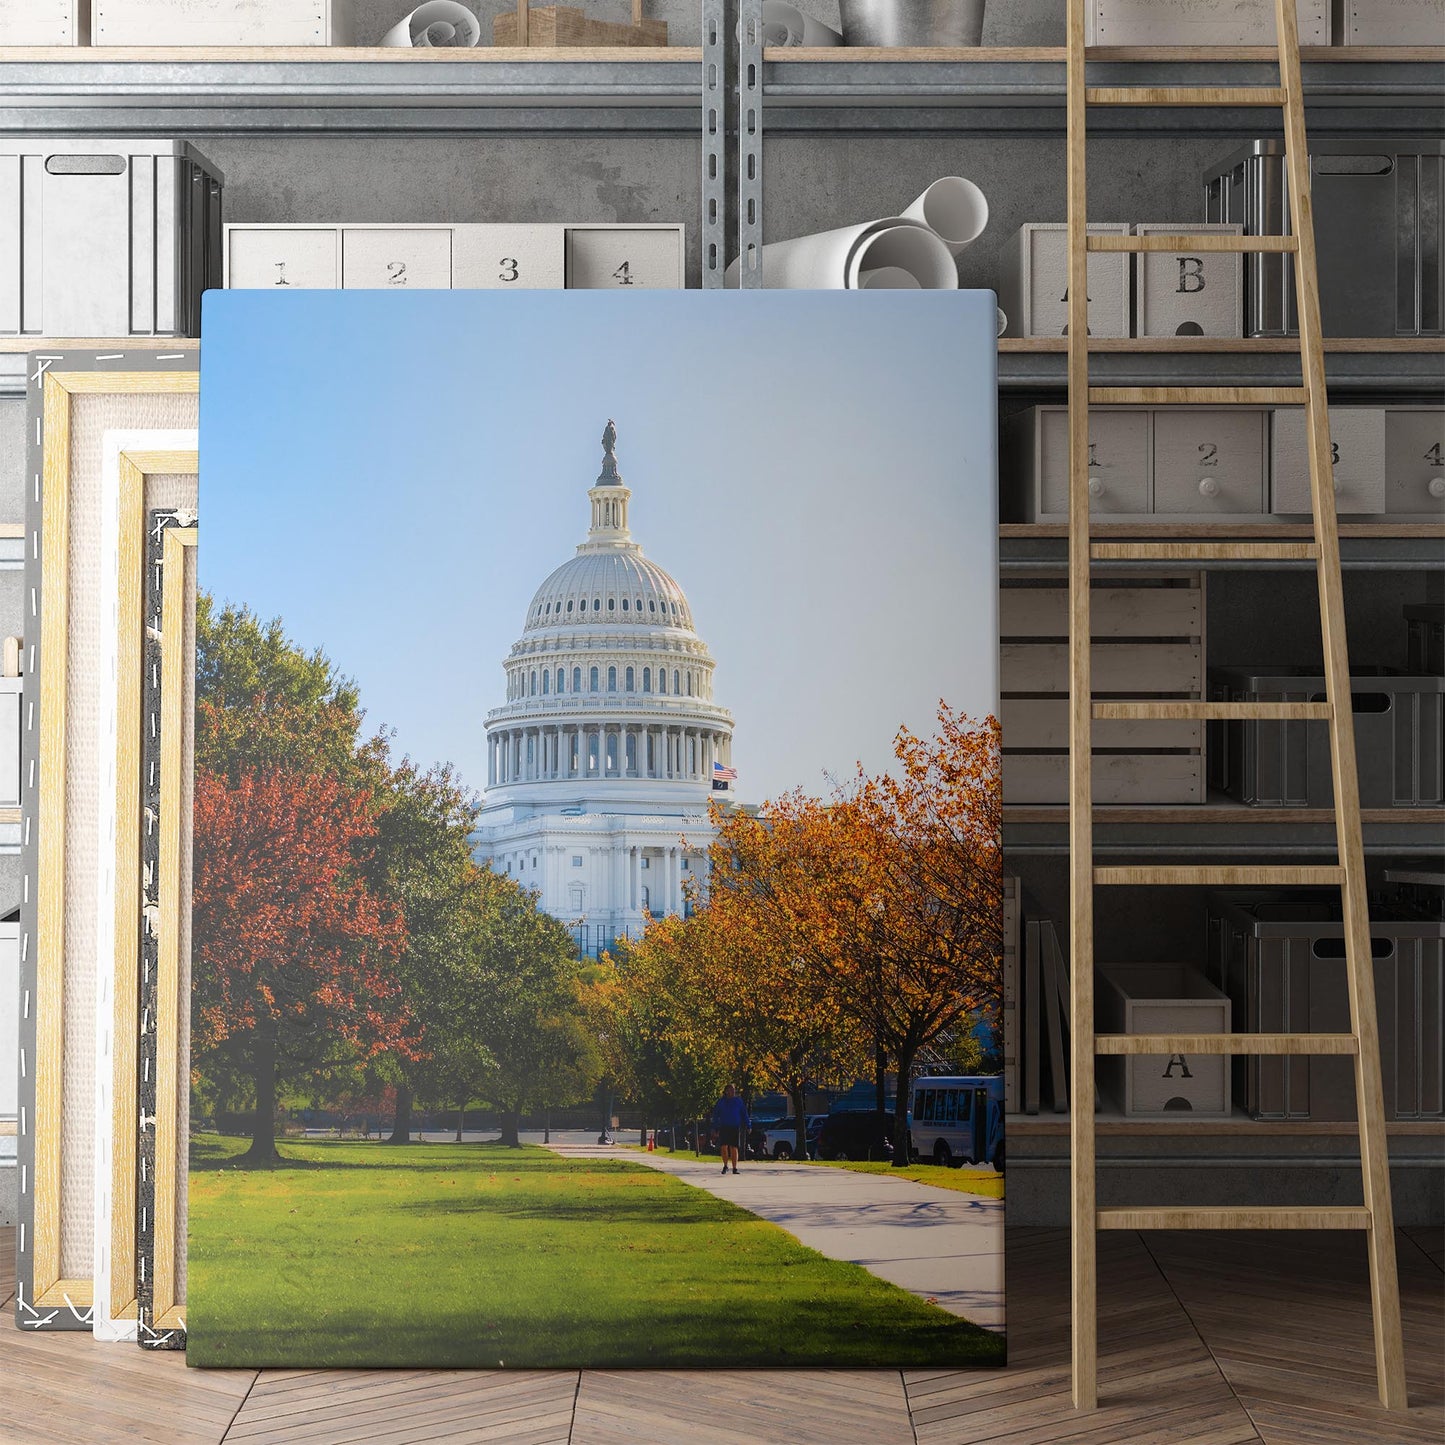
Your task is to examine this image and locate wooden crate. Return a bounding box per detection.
[494,0,667,46]
[1004,752,1204,805]
[1001,641,1202,695]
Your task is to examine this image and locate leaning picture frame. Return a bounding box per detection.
[15,351,199,1332]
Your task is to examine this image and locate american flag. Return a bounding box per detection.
[713,762,738,782]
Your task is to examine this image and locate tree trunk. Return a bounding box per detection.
[242,1033,279,1167]
[499,1109,521,1148]
[789,1082,807,1162]
[874,1039,887,1116]
[544,1109,551,1145]
[455,1102,464,1143]
[891,1047,914,1167]
[388,1083,413,1144]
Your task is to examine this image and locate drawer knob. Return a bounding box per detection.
[1429,477,1445,500]
[1197,477,1219,498]
[1087,474,1105,497]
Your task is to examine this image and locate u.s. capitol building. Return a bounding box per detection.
[472,422,736,956]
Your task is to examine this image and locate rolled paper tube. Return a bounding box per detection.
[858,266,923,289]
[761,1,844,45]
[726,217,957,289]
[997,307,1008,336]
[381,1,482,46]
[901,176,990,255]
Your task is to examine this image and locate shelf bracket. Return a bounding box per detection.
[701,0,726,288]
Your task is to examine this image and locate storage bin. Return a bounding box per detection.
[1097,965,1232,1119]
[1405,604,1444,676]
[996,223,1131,339]
[1088,0,1328,44]
[1207,892,1444,1120]
[1003,406,1149,521]
[93,0,355,45]
[1208,664,1445,807]
[1152,408,1267,517]
[1384,406,1445,514]
[1270,406,1387,516]
[1332,0,1445,44]
[1134,223,1244,339]
[0,140,223,338]
[1204,139,1444,338]
[0,0,86,43]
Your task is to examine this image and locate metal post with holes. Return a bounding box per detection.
[701,0,727,288]
[736,0,762,288]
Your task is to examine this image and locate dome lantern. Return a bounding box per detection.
[587,418,632,545]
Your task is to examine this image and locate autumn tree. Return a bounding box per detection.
[191,767,416,1164]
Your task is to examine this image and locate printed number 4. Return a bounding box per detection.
[613,261,635,286]
[1426,443,1444,466]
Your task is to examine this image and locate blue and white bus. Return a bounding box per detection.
[908,1075,1005,1173]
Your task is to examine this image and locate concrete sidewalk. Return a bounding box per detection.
[548,1143,1005,1333]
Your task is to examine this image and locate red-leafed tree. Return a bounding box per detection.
[191,765,417,1165]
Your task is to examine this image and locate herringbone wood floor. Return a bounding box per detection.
[2,1225,1441,1444]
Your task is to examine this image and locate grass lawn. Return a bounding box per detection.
[187,1135,1004,1369]
[811,1159,1005,1199]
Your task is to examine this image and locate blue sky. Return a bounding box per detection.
[199,290,998,805]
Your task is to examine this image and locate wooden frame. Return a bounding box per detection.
[137,513,197,1347]
[15,353,198,1333]
[93,435,198,1341]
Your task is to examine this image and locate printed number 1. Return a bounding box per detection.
[273,261,291,287]
[613,261,635,286]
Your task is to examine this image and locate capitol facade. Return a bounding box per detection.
[472,422,736,956]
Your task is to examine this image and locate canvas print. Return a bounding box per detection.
[188,289,1003,1368]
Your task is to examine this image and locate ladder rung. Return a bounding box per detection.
[1086,86,1287,107]
[1087,234,1297,253]
[1097,1206,1371,1232]
[1091,541,1320,562]
[1095,1033,1359,1057]
[1094,866,1345,886]
[1093,701,1331,721]
[1088,387,1309,405]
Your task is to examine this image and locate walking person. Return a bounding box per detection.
[711,1084,749,1176]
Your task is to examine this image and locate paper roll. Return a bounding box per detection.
[725,217,958,290]
[858,266,922,289]
[997,306,1008,336]
[382,1,482,47]
[761,2,844,45]
[902,176,989,256]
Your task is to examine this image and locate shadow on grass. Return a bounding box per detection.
[188,1137,595,1175]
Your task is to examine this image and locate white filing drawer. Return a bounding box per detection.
[1152,409,1267,516]
[1018,407,1149,520]
[1088,0,1328,43]
[227,227,339,289]
[1134,223,1243,339]
[342,228,453,289]
[1332,0,1445,43]
[1384,407,1445,514]
[93,0,355,44]
[0,0,85,42]
[565,225,685,289]
[997,223,1131,339]
[1271,407,1386,515]
[453,225,565,289]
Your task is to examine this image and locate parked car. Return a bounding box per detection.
[814,1110,894,1162]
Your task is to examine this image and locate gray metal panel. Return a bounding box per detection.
[736,0,762,289]
[701,0,725,288]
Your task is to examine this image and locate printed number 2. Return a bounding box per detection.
[499,258,519,283]
[386,261,408,287]
[1198,442,1218,467]
[613,261,635,286]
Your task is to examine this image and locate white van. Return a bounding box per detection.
[908,1074,1005,1172]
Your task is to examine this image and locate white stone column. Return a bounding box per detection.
[630,846,640,912]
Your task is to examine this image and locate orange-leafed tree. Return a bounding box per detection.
[191,765,416,1165]
[709,705,1002,1165]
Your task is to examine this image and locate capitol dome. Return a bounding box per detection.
[479,420,735,819]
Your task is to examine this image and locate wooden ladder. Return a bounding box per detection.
[1064,0,1408,1412]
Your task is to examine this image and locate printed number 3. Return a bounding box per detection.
[613,261,634,286]
[499,258,519,283]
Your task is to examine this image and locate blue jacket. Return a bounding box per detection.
[711,1095,749,1130]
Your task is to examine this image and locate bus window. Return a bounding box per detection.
[939,1090,955,1124]
[956,1088,974,1123]
[919,1090,935,1123]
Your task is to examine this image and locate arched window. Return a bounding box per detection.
[673,669,681,695]
[573,667,582,693]
[659,670,667,695]
[686,671,693,695]
[625,666,635,691]
[608,598,615,612]
[607,666,617,691]
[593,598,601,612]
[649,600,656,613]
[606,732,618,772]
[567,599,574,613]
[542,670,550,695]
[621,598,629,611]
[636,597,643,612]
[590,666,599,692]
[640,885,650,912]
[626,733,637,771]
[642,667,652,693]
[556,668,564,693]
[529,670,537,696]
